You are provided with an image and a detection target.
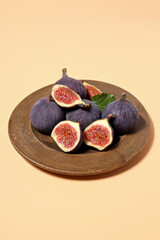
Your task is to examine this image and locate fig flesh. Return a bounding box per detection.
[51,120,83,153]
[30,96,65,133]
[54,68,87,99]
[83,81,102,100]
[83,114,114,151]
[51,84,89,108]
[102,93,139,133]
[66,99,101,130]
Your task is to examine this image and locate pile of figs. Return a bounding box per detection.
[30,69,139,153]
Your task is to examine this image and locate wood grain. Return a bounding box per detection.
[8,80,150,176]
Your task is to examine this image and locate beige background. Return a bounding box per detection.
[1,0,160,239]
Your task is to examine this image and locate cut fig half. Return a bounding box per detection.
[83,115,114,151]
[83,81,102,100]
[51,84,89,108]
[51,120,83,153]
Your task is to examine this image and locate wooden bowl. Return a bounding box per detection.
[8,80,150,176]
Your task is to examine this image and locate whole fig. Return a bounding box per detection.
[54,68,87,99]
[51,120,83,153]
[30,96,65,133]
[66,99,101,130]
[102,93,139,133]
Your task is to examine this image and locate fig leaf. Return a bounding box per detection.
[92,93,116,111]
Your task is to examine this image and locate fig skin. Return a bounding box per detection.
[83,114,114,151]
[102,93,139,133]
[30,96,65,133]
[54,68,87,99]
[51,120,83,153]
[66,99,101,130]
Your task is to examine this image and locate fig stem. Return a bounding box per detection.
[62,68,67,77]
[79,102,91,109]
[106,113,115,120]
[84,103,90,109]
[82,101,88,107]
[121,92,126,101]
[48,94,52,101]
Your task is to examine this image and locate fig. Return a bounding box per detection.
[83,81,102,100]
[102,93,139,133]
[54,68,87,99]
[66,99,101,130]
[51,84,89,108]
[83,114,114,151]
[51,120,83,153]
[30,96,65,133]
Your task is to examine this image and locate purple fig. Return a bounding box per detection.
[51,120,83,153]
[30,96,65,133]
[54,68,87,99]
[83,114,114,151]
[66,99,101,130]
[102,93,139,133]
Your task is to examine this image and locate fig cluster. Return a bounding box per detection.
[30,69,139,153]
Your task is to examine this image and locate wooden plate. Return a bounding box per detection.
[8,80,150,176]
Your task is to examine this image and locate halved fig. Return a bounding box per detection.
[83,114,114,151]
[51,84,89,108]
[51,120,83,153]
[83,81,102,100]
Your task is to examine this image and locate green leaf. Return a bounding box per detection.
[92,93,116,111]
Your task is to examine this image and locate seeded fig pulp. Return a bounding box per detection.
[51,120,83,152]
[51,84,89,108]
[30,96,65,133]
[102,93,139,133]
[66,99,101,130]
[83,81,102,100]
[54,68,87,99]
[83,114,114,151]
